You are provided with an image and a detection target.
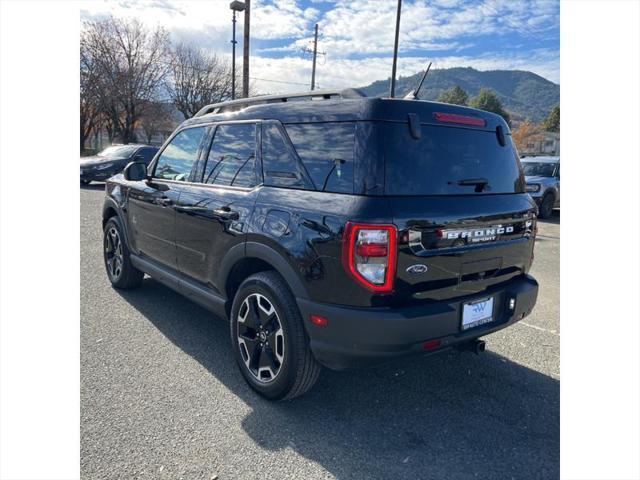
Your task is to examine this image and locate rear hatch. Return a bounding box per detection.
[380,106,537,304]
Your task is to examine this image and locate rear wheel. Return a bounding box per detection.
[538,192,555,219]
[81,179,91,186]
[230,271,321,400]
[103,216,144,289]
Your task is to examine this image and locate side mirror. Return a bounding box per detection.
[123,161,147,181]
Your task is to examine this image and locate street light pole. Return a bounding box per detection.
[242,0,251,98]
[389,0,402,98]
[230,1,245,101]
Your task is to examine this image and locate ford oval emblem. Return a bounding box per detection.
[406,264,428,275]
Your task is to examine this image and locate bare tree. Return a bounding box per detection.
[80,44,102,151]
[167,43,232,119]
[137,101,176,144]
[81,17,171,144]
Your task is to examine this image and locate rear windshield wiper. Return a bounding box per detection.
[457,177,489,192]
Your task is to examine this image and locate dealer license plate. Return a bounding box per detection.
[461,297,494,331]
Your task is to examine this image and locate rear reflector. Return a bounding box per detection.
[355,244,388,257]
[433,112,486,127]
[310,315,329,327]
[423,339,441,351]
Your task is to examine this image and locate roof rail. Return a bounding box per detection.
[194,88,365,117]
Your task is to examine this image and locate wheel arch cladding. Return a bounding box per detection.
[222,242,311,308]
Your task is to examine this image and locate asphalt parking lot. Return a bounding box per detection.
[81,184,559,480]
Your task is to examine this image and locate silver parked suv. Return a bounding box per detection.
[522,156,560,218]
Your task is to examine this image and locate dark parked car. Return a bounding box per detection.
[102,90,539,400]
[522,156,560,218]
[81,144,158,185]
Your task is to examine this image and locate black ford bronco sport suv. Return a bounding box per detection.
[102,90,539,400]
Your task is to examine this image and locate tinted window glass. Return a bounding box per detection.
[384,123,524,195]
[139,148,157,164]
[285,123,355,193]
[154,127,205,181]
[262,124,307,188]
[203,124,257,187]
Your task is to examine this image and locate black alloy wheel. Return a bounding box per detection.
[236,293,285,383]
[230,271,321,400]
[102,216,144,289]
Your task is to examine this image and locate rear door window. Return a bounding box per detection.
[202,123,257,188]
[285,122,355,193]
[384,123,524,195]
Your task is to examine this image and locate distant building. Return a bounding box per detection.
[520,131,560,156]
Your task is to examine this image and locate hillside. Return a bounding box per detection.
[358,67,559,123]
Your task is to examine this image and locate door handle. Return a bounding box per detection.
[213,207,240,221]
[157,198,173,206]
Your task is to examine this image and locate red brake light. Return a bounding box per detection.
[433,112,486,127]
[342,222,397,293]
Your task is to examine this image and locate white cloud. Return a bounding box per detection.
[80,0,559,93]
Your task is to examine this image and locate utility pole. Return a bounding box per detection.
[302,24,325,90]
[242,0,251,98]
[311,24,318,90]
[389,0,402,98]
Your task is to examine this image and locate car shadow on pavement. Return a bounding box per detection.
[117,279,559,480]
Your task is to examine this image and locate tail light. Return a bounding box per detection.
[342,222,397,293]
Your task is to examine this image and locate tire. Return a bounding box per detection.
[81,180,91,186]
[538,192,555,219]
[230,271,321,400]
[103,216,144,289]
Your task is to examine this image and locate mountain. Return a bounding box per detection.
[358,67,559,123]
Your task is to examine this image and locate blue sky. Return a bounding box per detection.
[81,0,559,93]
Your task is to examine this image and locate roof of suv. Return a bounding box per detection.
[180,90,510,133]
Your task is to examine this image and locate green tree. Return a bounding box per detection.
[469,88,511,125]
[437,85,469,106]
[543,105,560,132]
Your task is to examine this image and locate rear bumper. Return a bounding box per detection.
[297,274,538,370]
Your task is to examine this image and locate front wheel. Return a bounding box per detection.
[103,216,144,289]
[230,271,321,400]
[538,192,555,219]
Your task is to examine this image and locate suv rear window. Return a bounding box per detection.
[384,123,524,195]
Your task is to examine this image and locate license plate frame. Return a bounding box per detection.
[461,296,495,331]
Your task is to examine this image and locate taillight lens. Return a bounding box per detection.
[342,222,397,293]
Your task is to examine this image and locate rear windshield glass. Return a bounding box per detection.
[384,123,524,195]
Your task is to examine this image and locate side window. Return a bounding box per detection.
[203,124,257,188]
[284,122,355,193]
[154,127,206,181]
[139,148,157,164]
[262,124,308,189]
